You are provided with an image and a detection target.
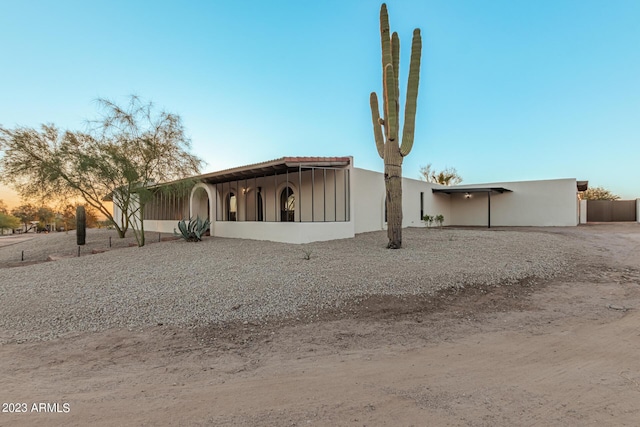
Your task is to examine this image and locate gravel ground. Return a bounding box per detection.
[0,227,586,343]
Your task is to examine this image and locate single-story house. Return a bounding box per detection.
[116,156,587,244]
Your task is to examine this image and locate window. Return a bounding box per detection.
[420,192,424,220]
[257,188,264,221]
[280,187,295,222]
[227,192,237,221]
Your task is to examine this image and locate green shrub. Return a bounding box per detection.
[302,248,312,260]
[174,217,211,242]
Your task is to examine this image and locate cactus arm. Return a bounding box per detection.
[370,92,385,159]
[400,28,422,157]
[380,3,391,125]
[391,31,400,117]
[384,64,398,142]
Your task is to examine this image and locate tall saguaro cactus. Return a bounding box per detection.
[370,3,422,249]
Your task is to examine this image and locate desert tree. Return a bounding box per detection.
[0,212,21,234]
[89,96,203,246]
[580,186,620,201]
[57,203,77,231]
[0,95,203,246]
[10,203,37,232]
[419,164,462,186]
[35,205,56,231]
[370,3,422,249]
[0,199,8,214]
[0,125,130,237]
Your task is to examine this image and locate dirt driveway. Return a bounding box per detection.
[2,224,640,426]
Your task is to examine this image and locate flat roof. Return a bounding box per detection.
[432,187,512,194]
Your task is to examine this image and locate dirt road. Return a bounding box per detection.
[2,224,639,426]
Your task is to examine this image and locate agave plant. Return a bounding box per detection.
[174,217,211,242]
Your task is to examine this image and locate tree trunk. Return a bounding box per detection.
[132,205,146,247]
[138,217,145,247]
[115,224,126,238]
[384,162,403,249]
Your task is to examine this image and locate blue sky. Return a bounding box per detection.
[1,0,639,206]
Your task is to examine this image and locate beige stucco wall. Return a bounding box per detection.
[353,169,578,230]
[404,178,451,228]
[352,168,450,234]
[579,199,587,224]
[213,220,354,244]
[143,220,179,234]
[190,183,215,220]
[448,178,578,227]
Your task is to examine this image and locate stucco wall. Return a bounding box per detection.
[579,199,587,224]
[353,169,578,230]
[352,168,450,234]
[353,168,385,234]
[404,178,451,228]
[143,220,179,234]
[448,178,578,226]
[144,209,355,243]
[213,221,354,244]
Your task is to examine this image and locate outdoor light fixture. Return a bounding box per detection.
[464,192,471,199]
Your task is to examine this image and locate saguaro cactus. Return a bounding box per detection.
[76,205,86,246]
[370,3,422,249]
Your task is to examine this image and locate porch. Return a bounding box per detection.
[143,157,356,243]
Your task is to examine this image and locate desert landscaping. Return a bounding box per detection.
[1,224,639,426]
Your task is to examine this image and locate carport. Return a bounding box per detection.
[432,187,512,228]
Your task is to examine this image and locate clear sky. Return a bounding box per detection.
[1,0,639,207]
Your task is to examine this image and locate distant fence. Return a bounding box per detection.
[587,200,637,222]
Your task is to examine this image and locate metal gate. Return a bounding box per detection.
[587,200,637,222]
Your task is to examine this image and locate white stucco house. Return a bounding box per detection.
[117,156,586,244]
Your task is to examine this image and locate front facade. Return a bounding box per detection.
[130,157,355,244]
[116,156,584,244]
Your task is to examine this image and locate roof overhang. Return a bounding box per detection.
[193,156,351,185]
[432,186,512,195]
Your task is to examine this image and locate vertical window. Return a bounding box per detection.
[227,192,237,221]
[420,192,424,220]
[257,189,264,222]
[280,187,295,222]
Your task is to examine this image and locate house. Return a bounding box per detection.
[117,156,585,244]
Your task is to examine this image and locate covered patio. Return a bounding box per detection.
[143,156,355,243]
[432,187,512,228]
